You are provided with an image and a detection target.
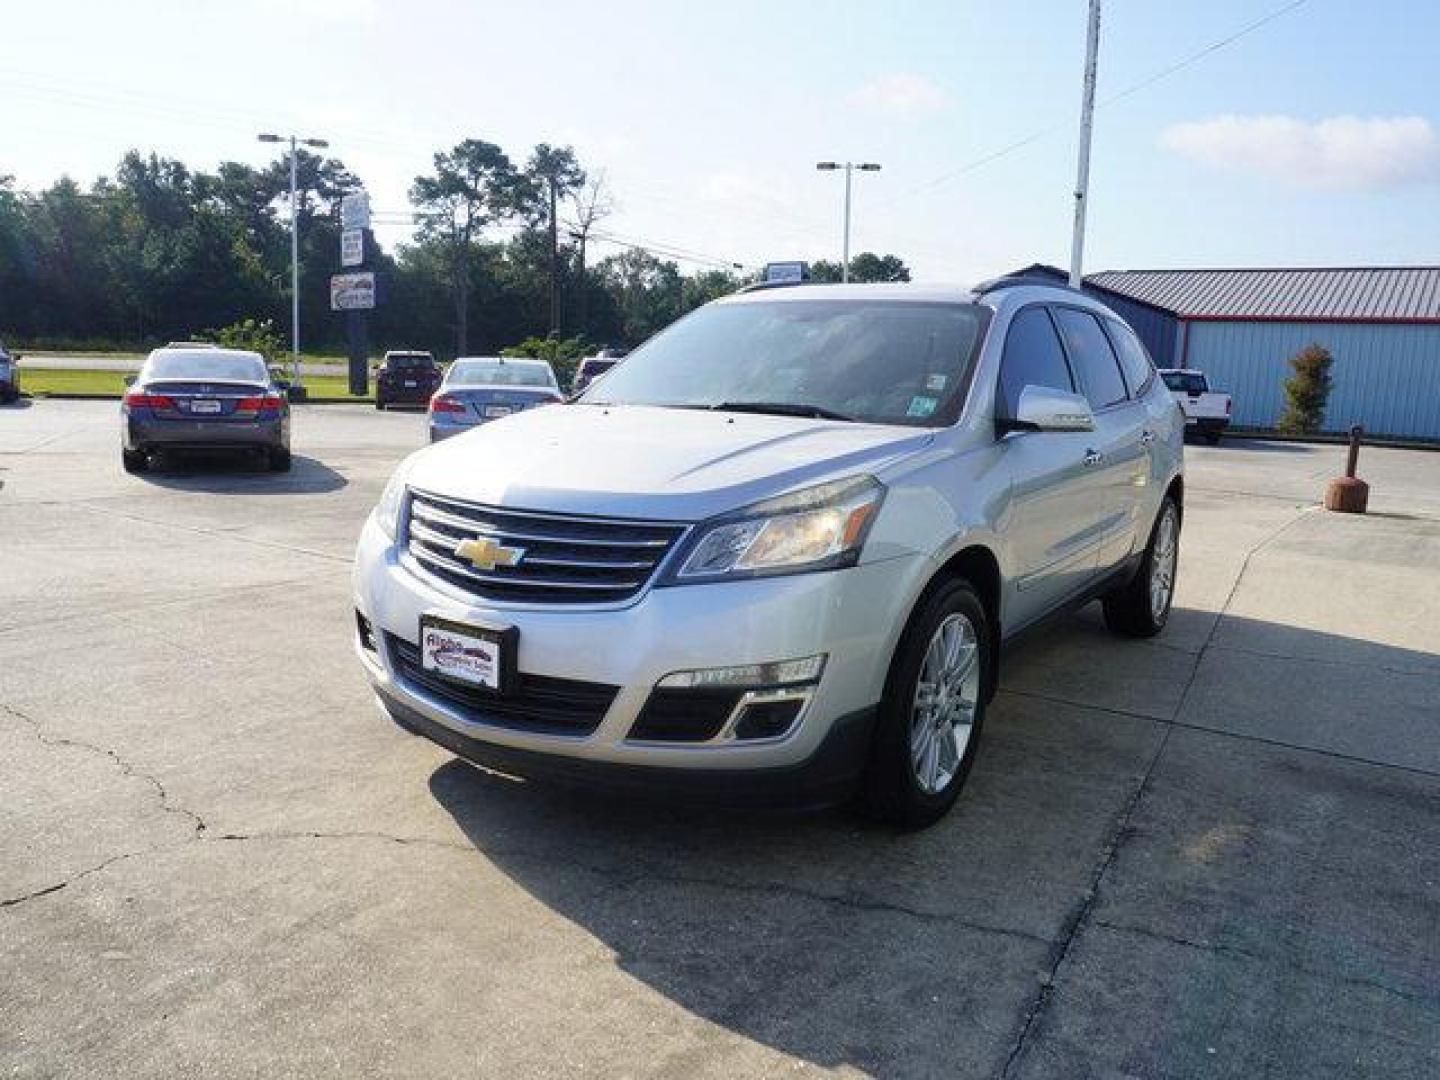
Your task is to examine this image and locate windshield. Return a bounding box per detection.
[1162,372,1208,394]
[144,351,267,383]
[579,299,987,427]
[448,361,554,388]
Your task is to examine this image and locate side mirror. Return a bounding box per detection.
[123,374,138,388]
[1004,385,1094,434]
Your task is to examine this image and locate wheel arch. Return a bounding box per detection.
[912,543,1003,701]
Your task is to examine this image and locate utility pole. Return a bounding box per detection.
[548,176,559,336]
[258,132,329,388]
[816,161,881,282]
[1069,0,1102,288]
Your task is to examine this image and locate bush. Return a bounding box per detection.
[501,334,591,389]
[207,318,286,364]
[1277,343,1334,434]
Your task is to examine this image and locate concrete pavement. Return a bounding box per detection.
[2,401,1437,1077]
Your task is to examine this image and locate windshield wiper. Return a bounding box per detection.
[711,401,855,422]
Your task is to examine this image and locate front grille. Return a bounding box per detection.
[405,489,686,605]
[387,634,617,736]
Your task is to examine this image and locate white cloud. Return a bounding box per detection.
[848,74,947,116]
[1161,114,1440,190]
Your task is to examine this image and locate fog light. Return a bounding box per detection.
[656,655,826,690]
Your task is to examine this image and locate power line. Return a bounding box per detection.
[875,0,1312,207]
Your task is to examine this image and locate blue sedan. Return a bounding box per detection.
[428,357,563,441]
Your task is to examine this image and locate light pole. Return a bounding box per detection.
[816,161,881,283]
[1069,0,1102,287]
[258,132,329,388]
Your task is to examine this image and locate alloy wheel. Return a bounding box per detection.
[910,613,981,795]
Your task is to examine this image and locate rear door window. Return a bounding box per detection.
[1052,308,1128,410]
[997,306,1075,419]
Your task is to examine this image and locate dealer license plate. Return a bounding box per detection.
[419,615,512,691]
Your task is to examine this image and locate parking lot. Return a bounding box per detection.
[2,399,1438,1078]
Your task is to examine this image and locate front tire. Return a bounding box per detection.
[1103,496,1180,638]
[864,578,990,829]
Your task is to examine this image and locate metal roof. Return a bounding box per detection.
[1085,267,1440,322]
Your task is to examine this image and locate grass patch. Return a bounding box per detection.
[20,368,373,401]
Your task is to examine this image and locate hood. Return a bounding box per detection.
[406,403,932,521]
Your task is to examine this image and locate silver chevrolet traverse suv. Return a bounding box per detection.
[353,279,1183,828]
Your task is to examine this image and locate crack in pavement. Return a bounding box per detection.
[1089,918,1437,1008]
[997,505,1315,1079]
[998,686,1440,782]
[2,702,208,837]
[4,823,1051,952]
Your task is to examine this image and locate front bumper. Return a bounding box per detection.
[353,514,925,795]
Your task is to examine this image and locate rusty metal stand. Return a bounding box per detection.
[1324,426,1370,514]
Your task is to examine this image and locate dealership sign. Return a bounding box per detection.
[330,272,376,311]
[340,191,371,231]
[763,261,807,284]
[340,228,364,267]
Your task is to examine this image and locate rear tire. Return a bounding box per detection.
[121,448,148,474]
[268,448,292,472]
[863,578,990,829]
[1203,431,1221,446]
[374,399,386,411]
[1103,496,1180,638]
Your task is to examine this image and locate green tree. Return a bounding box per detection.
[524,144,586,335]
[410,140,524,355]
[595,248,684,344]
[1277,343,1335,434]
[810,252,911,283]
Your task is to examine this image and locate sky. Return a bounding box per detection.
[3,0,1438,282]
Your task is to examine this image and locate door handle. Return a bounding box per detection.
[1139,430,1156,446]
[1082,449,1103,467]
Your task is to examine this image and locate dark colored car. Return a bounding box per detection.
[375,351,442,409]
[0,343,18,403]
[120,347,291,473]
[571,346,629,394]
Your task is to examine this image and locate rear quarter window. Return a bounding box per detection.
[1052,308,1128,410]
[1103,319,1156,396]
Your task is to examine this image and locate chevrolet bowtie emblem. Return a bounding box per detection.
[454,536,525,572]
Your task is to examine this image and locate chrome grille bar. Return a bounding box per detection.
[405,489,686,604]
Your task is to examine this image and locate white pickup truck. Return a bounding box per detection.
[1159,368,1230,445]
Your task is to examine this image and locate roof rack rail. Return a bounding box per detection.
[972,274,1089,297]
[736,279,821,294]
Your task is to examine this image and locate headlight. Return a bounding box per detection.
[666,476,885,583]
[372,465,410,541]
